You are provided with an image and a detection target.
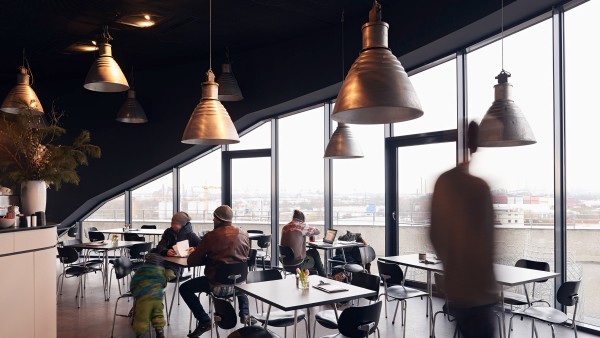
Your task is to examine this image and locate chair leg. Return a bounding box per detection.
[508,315,514,338]
[164,292,170,325]
[111,295,122,338]
[402,301,407,338]
[392,300,401,325]
[56,273,64,297]
[551,324,556,338]
[531,319,535,338]
[77,276,83,308]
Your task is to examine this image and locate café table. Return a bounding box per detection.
[64,240,143,301]
[97,227,165,244]
[236,274,376,338]
[379,254,559,338]
[307,240,365,276]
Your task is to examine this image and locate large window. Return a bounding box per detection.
[228,121,271,151]
[565,0,600,325]
[333,124,385,255]
[278,107,325,232]
[131,173,173,228]
[231,157,271,233]
[468,20,555,301]
[180,149,222,233]
[81,194,125,241]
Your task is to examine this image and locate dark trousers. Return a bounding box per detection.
[179,276,249,322]
[300,248,326,277]
[453,303,496,338]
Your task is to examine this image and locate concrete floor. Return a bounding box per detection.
[57,266,596,338]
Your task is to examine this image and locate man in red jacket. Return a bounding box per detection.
[180,205,250,338]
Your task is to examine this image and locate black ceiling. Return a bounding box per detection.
[0,0,511,85]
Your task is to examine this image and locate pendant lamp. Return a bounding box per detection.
[332,1,423,124]
[1,52,44,115]
[182,0,239,144]
[84,26,129,93]
[116,69,148,123]
[478,0,536,147]
[217,49,243,101]
[324,11,363,159]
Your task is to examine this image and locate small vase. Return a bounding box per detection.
[21,180,47,216]
[299,277,310,290]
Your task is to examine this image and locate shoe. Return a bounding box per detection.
[188,320,212,337]
[155,328,165,338]
[240,314,257,325]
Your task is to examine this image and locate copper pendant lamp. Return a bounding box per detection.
[116,89,148,123]
[1,52,44,115]
[478,0,536,147]
[332,1,423,124]
[84,26,129,93]
[182,0,239,144]
[324,123,364,159]
[217,49,243,101]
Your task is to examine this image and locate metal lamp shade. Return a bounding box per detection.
[324,123,364,159]
[332,3,423,124]
[1,67,44,115]
[217,63,243,101]
[84,43,129,92]
[116,90,148,123]
[182,70,239,145]
[478,75,536,147]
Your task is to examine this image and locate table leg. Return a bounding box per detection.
[103,250,109,301]
[263,305,272,329]
[427,271,433,336]
[306,307,312,338]
[293,309,298,338]
[501,288,506,338]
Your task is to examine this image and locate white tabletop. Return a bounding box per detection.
[96,228,165,236]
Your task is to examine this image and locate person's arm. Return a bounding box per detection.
[155,231,171,256]
[303,224,320,236]
[187,235,209,267]
[187,231,201,248]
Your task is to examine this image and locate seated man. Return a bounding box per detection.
[154,211,200,257]
[180,205,251,338]
[331,230,370,275]
[280,210,326,277]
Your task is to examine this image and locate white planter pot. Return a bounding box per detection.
[21,180,47,216]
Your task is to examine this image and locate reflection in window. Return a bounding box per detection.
[566,0,600,326]
[131,173,173,228]
[228,121,271,150]
[468,19,555,302]
[82,194,125,241]
[180,149,221,233]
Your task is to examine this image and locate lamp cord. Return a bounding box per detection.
[22,48,34,86]
[501,0,504,71]
[341,10,345,81]
[209,0,212,71]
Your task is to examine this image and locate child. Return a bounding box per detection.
[130,253,175,338]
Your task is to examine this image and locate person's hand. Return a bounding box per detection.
[187,247,196,254]
[167,249,176,257]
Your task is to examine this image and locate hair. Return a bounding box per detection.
[467,121,479,155]
[292,209,305,222]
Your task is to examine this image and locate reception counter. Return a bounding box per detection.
[0,225,57,338]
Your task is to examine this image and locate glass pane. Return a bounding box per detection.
[279,106,325,236]
[82,194,125,242]
[394,59,458,136]
[131,173,173,229]
[333,125,385,257]
[232,157,271,233]
[468,20,555,303]
[397,142,456,276]
[228,121,271,150]
[180,149,222,234]
[566,0,600,326]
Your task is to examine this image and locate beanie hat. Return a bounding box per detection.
[172,211,191,226]
[214,205,233,223]
[292,209,305,222]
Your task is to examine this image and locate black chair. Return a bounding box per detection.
[503,259,551,307]
[67,226,77,238]
[431,273,459,338]
[129,242,153,270]
[278,245,303,276]
[314,272,381,337]
[248,249,258,271]
[247,270,309,337]
[344,246,376,276]
[322,301,383,338]
[509,280,581,338]
[141,225,157,229]
[56,247,101,308]
[377,260,428,337]
[123,232,145,242]
[256,235,272,270]
[212,298,281,338]
[85,226,99,240]
[89,230,105,242]
[247,230,264,234]
[108,256,133,300]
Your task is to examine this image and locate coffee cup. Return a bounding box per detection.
[418,252,426,261]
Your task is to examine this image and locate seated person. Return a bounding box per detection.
[154,212,201,257]
[280,209,326,277]
[180,205,251,338]
[130,253,175,338]
[331,230,370,273]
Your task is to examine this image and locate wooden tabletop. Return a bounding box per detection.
[96,228,165,236]
[380,254,560,287]
[235,275,376,311]
[307,240,365,250]
[64,240,144,250]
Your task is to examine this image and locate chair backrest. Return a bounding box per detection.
[89,231,105,242]
[67,226,77,238]
[337,301,383,338]
[212,298,238,330]
[141,225,157,229]
[124,233,144,242]
[247,230,264,234]
[377,260,404,285]
[257,234,271,249]
[113,256,133,280]
[434,273,446,296]
[358,246,376,265]
[247,249,257,269]
[84,227,98,239]
[62,239,82,247]
[247,269,283,284]
[129,242,152,260]
[351,272,380,301]
[278,245,295,265]
[214,262,249,285]
[557,280,581,307]
[57,247,79,264]
[515,259,551,283]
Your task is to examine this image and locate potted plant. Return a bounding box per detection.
[0,104,101,215]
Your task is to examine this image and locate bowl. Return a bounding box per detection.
[0,218,15,228]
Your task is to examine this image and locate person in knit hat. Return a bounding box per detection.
[154,211,200,257]
[281,209,326,276]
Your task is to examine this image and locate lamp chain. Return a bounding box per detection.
[209,0,212,71]
[501,0,504,71]
[341,10,345,81]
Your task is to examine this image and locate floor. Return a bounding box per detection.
[57,264,596,338]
